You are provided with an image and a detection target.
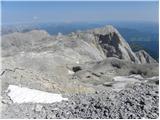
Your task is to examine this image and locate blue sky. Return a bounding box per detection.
[1,1,159,25]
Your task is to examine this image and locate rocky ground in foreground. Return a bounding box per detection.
[2,82,159,119]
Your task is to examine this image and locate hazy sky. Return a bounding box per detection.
[2,1,159,25]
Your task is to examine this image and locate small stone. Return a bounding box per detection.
[1,98,13,105]
[52,107,59,111]
[34,104,43,112]
[103,82,113,87]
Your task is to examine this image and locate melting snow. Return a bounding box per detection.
[113,76,140,82]
[20,51,25,56]
[68,70,75,75]
[7,85,68,103]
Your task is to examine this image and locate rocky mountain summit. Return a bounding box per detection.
[1,25,159,119]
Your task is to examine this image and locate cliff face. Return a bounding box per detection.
[78,25,141,63]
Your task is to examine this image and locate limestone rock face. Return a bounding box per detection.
[136,50,157,64]
[84,25,141,63]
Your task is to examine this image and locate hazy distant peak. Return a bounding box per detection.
[2,29,49,39]
[27,29,49,36]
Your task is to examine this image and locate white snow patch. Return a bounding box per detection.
[20,51,25,56]
[7,85,68,103]
[68,70,74,75]
[113,76,140,82]
[76,61,79,64]
[147,76,159,80]
[129,74,143,80]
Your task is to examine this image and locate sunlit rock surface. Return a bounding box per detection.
[1,25,158,119]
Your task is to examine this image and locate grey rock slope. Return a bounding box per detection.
[1,25,159,119]
[1,25,158,92]
[84,25,141,63]
[2,30,50,57]
[1,26,158,93]
[136,50,157,64]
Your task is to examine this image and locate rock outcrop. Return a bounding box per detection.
[136,50,157,64]
[84,25,141,63]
